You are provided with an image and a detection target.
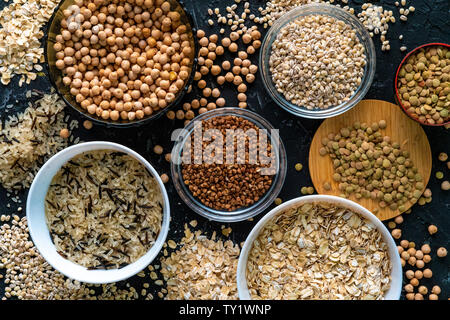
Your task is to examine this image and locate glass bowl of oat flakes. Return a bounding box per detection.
[259,3,376,119]
[237,195,402,300]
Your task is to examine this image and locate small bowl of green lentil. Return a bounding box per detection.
[394,43,450,126]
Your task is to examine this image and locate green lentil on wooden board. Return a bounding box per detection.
[319,120,424,212]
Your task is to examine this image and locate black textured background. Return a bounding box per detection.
[0,0,449,300]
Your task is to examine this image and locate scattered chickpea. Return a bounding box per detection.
[397,246,404,254]
[431,285,441,295]
[415,260,425,269]
[242,33,252,44]
[237,93,247,102]
[160,173,169,184]
[176,109,185,120]
[153,145,163,155]
[202,87,212,98]
[405,293,415,300]
[437,247,447,257]
[404,283,414,292]
[59,128,70,139]
[414,270,423,279]
[197,80,207,89]
[230,32,239,41]
[423,254,432,263]
[414,293,424,300]
[217,76,225,85]
[391,228,402,239]
[233,75,243,85]
[211,88,221,98]
[421,244,431,254]
[83,120,93,130]
[438,152,448,162]
[405,270,415,279]
[165,153,172,163]
[229,42,238,52]
[249,64,258,74]
[410,278,419,286]
[221,37,231,47]
[211,65,221,76]
[197,29,206,38]
[206,102,216,110]
[167,111,175,120]
[428,225,438,235]
[247,46,255,54]
[237,83,247,93]
[225,72,234,82]
[394,215,403,224]
[408,256,416,266]
[199,37,209,47]
[215,46,224,55]
[423,268,432,278]
[246,73,255,83]
[418,285,428,295]
[238,102,247,109]
[222,61,231,70]
[216,97,226,107]
[429,294,438,300]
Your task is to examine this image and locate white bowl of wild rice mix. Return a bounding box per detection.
[237,195,402,300]
[26,141,170,284]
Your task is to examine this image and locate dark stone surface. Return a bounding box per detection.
[0,0,448,300]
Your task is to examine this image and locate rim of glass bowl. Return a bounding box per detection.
[394,42,450,127]
[170,107,287,223]
[259,3,376,119]
[45,0,199,128]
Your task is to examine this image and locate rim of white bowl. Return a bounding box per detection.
[236,195,402,300]
[26,141,170,284]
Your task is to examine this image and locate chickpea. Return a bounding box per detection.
[242,33,252,44]
[211,88,220,98]
[405,270,414,279]
[431,285,441,295]
[423,268,432,278]
[199,37,209,47]
[199,98,207,107]
[410,278,419,286]
[237,93,247,102]
[238,101,247,109]
[405,293,415,300]
[191,99,200,109]
[221,37,231,47]
[391,228,401,239]
[428,294,438,300]
[198,107,207,114]
[197,79,206,89]
[202,87,212,97]
[166,110,175,119]
[59,128,70,139]
[209,34,218,43]
[222,61,231,70]
[215,46,224,56]
[233,58,242,66]
[217,76,225,85]
[249,64,258,74]
[233,75,242,85]
[415,260,425,269]
[251,30,261,40]
[230,32,239,41]
[211,65,221,76]
[414,293,424,300]
[246,73,255,83]
[253,40,261,49]
[216,97,225,107]
[414,270,423,279]
[437,247,447,257]
[237,83,247,93]
[196,29,205,38]
[225,72,234,83]
[247,46,255,55]
[423,254,431,263]
[153,145,163,154]
[418,286,427,295]
[206,102,216,110]
[428,225,438,235]
[421,244,431,254]
[229,42,238,52]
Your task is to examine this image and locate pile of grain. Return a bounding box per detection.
[0,0,61,85]
[45,150,163,269]
[0,92,70,191]
[160,225,240,300]
[0,215,153,300]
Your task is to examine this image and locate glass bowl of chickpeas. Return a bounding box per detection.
[45,0,198,127]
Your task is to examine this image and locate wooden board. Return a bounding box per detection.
[309,99,432,221]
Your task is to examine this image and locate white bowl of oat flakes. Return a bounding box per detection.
[237,195,402,300]
[26,141,170,284]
